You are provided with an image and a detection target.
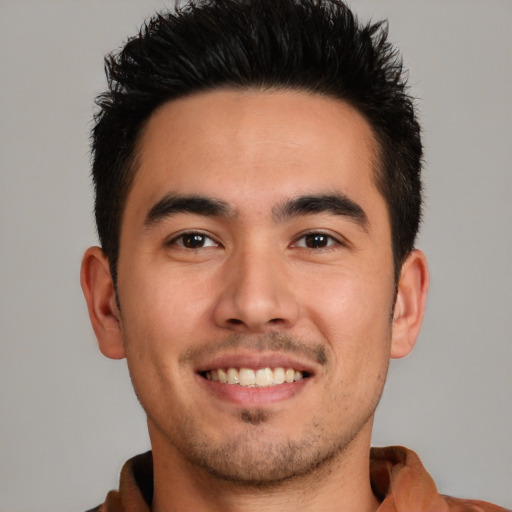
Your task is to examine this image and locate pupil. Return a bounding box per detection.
[184,234,204,248]
[306,234,327,248]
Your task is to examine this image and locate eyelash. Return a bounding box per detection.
[167,231,343,250]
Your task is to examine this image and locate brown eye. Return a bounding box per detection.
[294,233,339,249]
[173,233,217,249]
[307,234,333,248]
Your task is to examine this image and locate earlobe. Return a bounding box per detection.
[80,246,126,359]
[390,250,429,359]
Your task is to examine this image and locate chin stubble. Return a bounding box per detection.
[240,409,268,425]
[165,402,376,489]
[132,331,390,488]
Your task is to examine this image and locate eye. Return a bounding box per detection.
[170,232,218,249]
[294,232,339,249]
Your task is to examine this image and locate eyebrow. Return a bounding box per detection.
[143,191,368,231]
[273,193,369,230]
[144,193,234,227]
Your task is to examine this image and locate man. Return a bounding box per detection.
[80,0,507,510]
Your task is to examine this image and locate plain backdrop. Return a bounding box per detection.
[0,1,511,510]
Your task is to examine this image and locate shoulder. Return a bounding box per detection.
[442,495,511,512]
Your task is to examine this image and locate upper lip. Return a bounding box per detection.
[195,350,318,376]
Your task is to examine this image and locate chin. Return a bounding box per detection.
[168,412,363,487]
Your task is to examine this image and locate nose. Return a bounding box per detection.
[212,246,300,333]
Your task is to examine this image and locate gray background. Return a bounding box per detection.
[0,0,511,510]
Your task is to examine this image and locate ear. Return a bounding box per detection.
[80,246,125,359]
[390,249,429,359]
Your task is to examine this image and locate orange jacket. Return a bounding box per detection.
[88,446,509,512]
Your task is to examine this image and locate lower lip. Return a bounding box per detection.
[198,375,309,406]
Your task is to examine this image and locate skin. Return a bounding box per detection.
[81,89,429,512]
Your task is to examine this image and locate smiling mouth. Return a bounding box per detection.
[201,367,310,387]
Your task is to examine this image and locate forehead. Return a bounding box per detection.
[126,89,382,222]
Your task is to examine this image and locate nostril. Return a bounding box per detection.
[269,318,284,324]
[228,318,243,325]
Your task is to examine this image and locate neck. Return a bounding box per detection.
[150,422,380,512]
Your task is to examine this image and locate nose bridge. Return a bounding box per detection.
[213,239,299,332]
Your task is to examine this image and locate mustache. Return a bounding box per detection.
[179,332,328,366]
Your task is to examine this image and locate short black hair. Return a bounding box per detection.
[91,0,422,283]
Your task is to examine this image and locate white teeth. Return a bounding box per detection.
[239,368,256,386]
[218,368,228,383]
[255,368,273,387]
[227,368,239,384]
[273,367,286,384]
[205,367,305,387]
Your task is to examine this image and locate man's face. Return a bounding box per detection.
[116,89,398,482]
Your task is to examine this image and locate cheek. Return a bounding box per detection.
[304,272,394,395]
[305,272,394,343]
[120,262,214,333]
[118,276,195,415]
